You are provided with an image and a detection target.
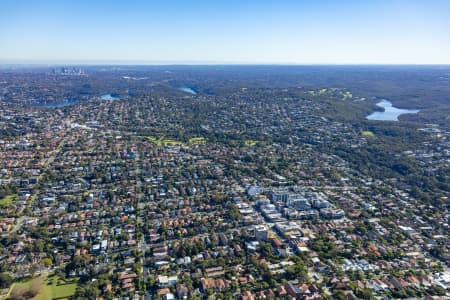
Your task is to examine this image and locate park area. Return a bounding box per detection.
[3,275,77,300]
[0,195,15,208]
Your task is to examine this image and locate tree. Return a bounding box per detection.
[286,259,308,281]
[41,258,52,268]
[333,290,346,300]
[73,284,100,299]
[355,288,374,300]
[426,285,447,296]
[0,272,12,288]
[259,242,274,258]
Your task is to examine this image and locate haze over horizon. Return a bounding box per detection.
[1,0,450,65]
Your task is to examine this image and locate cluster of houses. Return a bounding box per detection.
[0,83,448,299]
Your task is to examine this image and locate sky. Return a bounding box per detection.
[1,0,450,65]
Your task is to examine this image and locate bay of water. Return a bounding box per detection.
[366,100,419,121]
[101,94,120,101]
[178,87,197,95]
[34,100,78,108]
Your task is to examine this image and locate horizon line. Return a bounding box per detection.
[1,61,450,67]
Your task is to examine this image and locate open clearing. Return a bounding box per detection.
[188,137,207,145]
[362,131,375,137]
[8,275,77,300]
[0,194,15,208]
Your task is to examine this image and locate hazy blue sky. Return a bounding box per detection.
[1,0,449,64]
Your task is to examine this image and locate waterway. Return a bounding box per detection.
[35,93,120,108]
[34,100,78,108]
[366,100,419,121]
[178,87,197,95]
[100,94,120,101]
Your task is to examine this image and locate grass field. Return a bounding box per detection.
[318,88,328,95]
[11,278,32,291]
[4,278,32,300]
[362,131,375,137]
[0,194,15,208]
[34,276,77,300]
[146,136,208,146]
[188,137,207,145]
[146,136,183,146]
[244,140,258,146]
[341,91,353,99]
[8,275,77,300]
[308,88,328,96]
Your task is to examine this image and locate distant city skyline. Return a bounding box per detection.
[1,0,450,65]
